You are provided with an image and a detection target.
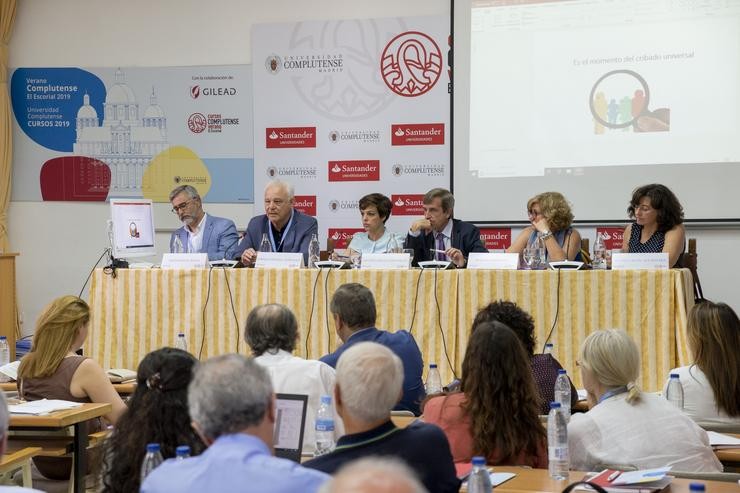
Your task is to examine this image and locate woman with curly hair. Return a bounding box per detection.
[101,348,205,493]
[507,192,582,261]
[423,321,547,469]
[622,183,685,267]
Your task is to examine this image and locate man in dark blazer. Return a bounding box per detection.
[170,185,239,260]
[234,180,317,266]
[404,188,487,267]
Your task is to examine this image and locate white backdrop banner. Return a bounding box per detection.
[252,16,450,248]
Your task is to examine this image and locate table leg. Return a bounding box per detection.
[72,423,88,493]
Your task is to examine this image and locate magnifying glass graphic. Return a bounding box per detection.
[589,69,669,132]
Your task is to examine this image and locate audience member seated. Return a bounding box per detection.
[507,191,582,261]
[17,296,126,480]
[569,329,722,472]
[101,348,204,493]
[0,391,44,492]
[141,354,329,493]
[423,321,547,470]
[320,283,424,415]
[663,301,739,427]
[622,183,685,267]
[246,303,343,454]
[318,457,428,493]
[305,342,460,493]
[347,193,399,253]
[473,300,577,414]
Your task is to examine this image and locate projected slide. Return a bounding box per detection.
[469,0,740,178]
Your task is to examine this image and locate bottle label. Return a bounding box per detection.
[315,418,334,432]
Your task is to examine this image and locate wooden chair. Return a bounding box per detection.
[0,446,41,488]
[676,238,705,302]
[320,236,336,261]
[580,238,592,265]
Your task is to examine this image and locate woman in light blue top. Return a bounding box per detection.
[348,193,400,253]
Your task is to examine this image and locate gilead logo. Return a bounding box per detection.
[391,123,445,146]
[390,194,425,215]
[328,160,380,182]
[596,227,625,250]
[479,228,512,250]
[293,195,317,216]
[265,127,316,148]
[328,228,365,249]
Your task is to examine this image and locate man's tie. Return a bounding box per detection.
[435,232,446,261]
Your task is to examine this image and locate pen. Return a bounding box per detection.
[607,471,621,482]
[431,249,447,254]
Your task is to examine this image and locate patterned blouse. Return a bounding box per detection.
[627,222,665,253]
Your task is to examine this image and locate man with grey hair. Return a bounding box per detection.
[318,457,428,493]
[141,354,329,493]
[169,184,239,260]
[320,283,424,415]
[305,342,459,493]
[0,392,44,492]
[246,303,342,454]
[405,187,487,267]
[234,180,318,266]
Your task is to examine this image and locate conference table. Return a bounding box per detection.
[86,267,694,391]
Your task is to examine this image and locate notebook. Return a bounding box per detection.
[273,393,308,463]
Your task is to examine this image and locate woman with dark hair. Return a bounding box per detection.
[347,193,399,253]
[507,192,582,261]
[663,301,740,426]
[101,348,204,493]
[473,300,577,415]
[622,183,685,267]
[423,321,547,469]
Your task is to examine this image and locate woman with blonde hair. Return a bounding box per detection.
[507,192,582,261]
[569,329,721,472]
[664,301,740,426]
[18,295,126,479]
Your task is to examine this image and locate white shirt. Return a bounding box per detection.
[663,365,740,427]
[407,220,453,250]
[186,213,208,253]
[254,350,344,454]
[568,392,721,472]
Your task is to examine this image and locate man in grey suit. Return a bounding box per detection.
[170,185,239,260]
[234,180,318,266]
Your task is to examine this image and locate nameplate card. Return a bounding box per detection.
[360,253,411,269]
[467,252,519,270]
[161,253,208,269]
[611,252,669,270]
[255,252,304,269]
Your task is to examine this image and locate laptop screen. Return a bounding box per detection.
[273,393,308,462]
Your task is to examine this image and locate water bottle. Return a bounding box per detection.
[665,373,684,409]
[554,369,571,421]
[535,233,547,268]
[308,233,321,268]
[592,233,607,270]
[467,456,492,493]
[172,235,184,254]
[175,445,190,460]
[547,402,569,480]
[544,342,554,354]
[259,233,272,253]
[386,233,402,253]
[0,336,10,367]
[140,443,164,484]
[425,363,442,395]
[314,395,335,456]
[174,333,187,352]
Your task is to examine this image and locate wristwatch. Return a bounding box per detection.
[540,230,553,241]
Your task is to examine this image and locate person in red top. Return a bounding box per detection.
[423,321,547,471]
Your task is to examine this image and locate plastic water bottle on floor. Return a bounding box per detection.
[665,373,684,409]
[175,333,187,352]
[547,402,569,480]
[175,445,190,460]
[0,336,10,367]
[467,456,492,493]
[314,395,335,456]
[140,443,163,484]
[544,342,554,354]
[425,363,442,395]
[554,369,571,421]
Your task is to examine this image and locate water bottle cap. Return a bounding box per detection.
[429,363,438,369]
[146,443,160,452]
[545,343,553,347]
[177,333,185,337]
[670,373,680,378]
[175,445,190,455]
[0,336,6,340]
[471,456,486,466]
[688,483,705,492]
[549,401,562,409]
[557,369,567,375]
[320,395,332,405]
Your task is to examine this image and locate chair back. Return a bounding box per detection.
[676,238,705,302]
[580,238,592,265]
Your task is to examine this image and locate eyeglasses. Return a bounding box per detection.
[171,199,194,214]
[528,209,542,218]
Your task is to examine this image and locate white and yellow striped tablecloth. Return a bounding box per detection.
[86,268,693,390]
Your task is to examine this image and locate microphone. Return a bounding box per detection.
[208,233,242,268]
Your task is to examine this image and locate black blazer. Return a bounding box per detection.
[404,218,488,267]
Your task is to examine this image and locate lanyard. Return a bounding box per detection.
[598,385,628,404]
[268,210,294,252]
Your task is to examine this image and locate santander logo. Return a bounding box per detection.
[265,126,316,148]
[479,228,512,250]
[390,194,425,215]
[327,228,365,249]
[391,123,444,146]
[596,227,625,250]
[293,195,317,216]
[328,160,380,182]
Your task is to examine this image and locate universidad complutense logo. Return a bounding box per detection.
[596,227,625,250]
[293,195,317,216]
[328,160,380,182]
[187,113,207,134]
[328,228,365,249]
[391,123,445,146]
[380,31,442,97]
[390,194,425,215]
[266,127,316,148]
[479,228,512,250]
